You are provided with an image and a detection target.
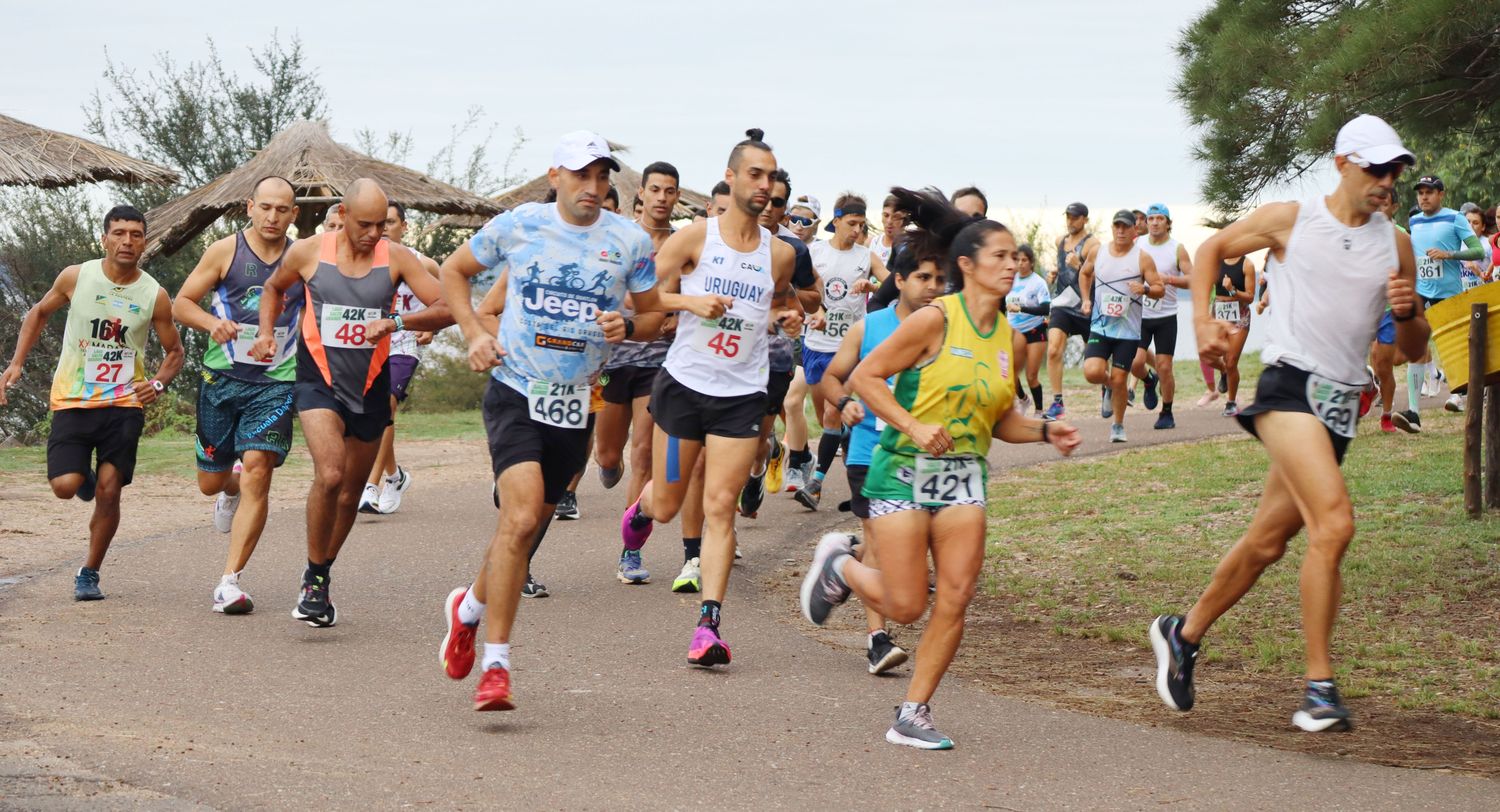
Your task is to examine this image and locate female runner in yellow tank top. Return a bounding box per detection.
[799,188,1081,749]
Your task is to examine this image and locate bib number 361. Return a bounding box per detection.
[1305,373,1360,439]
[913,454,983,506]
[1416,256,1441,281]
[527,380,587,429]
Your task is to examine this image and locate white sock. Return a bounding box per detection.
[458,585,485,625]
[482,642,511,672]
[833,553,852,579]
[868,629,884,644]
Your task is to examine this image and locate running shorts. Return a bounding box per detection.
[648,369,764,441]
[195,371,295,471]
[482,377,594,504]
[388,355,419,403]
[1376,311,1396,346]
[1235,364,1354,464]
[1048,308,1090,339]
[1137,315,1178,355]
[294,371,391,443]
[802,347,835,386]
[1020,324,1048,345]
[766,368,794,417]
[600,364,658,405]
[1085,335,1137,370]
[862,446,989,507]
[47,406,146,486]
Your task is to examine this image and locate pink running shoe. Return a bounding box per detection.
[620,496,654,551]
[688,624,731,667]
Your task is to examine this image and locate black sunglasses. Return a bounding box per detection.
[787,214,814,227]
[769,196,787,208]
[1361,161,1405,180]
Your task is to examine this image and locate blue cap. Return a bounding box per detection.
[1146,203,1170,219]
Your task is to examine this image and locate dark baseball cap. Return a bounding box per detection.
[1065,202,1088,217]
[1111,209,1136,227]
[1414,175,1444,191]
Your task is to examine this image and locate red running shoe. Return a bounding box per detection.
[1358,388,1375,419]
[474,666,515,711]
[440,587,477,680]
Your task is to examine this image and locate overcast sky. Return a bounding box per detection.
[4,0,1223,215]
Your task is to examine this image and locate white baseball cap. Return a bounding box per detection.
[1334,114,1415,167]
[551,130,621,172]
[790,193,822,219]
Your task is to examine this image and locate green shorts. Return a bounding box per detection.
[863,446,989,507]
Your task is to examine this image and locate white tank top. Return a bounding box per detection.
[1090,242,1144,340]
[664,217,774,396]
[805,240,871,353]
[1261,196,1396,384]
[869,236,893,265]
[1137,236,1181,317]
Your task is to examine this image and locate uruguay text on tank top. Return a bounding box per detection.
[805,239,871,353]
[205,232,301,382]
[1090,242,1145,340]
[664,216,773,397]
[1138,236,1181,318]
[299,232,397,412]
[1261,197,1396,384]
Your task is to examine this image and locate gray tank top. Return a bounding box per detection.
[204,232,301,383]
[296,232,397,412]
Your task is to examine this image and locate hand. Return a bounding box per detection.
[0,364,20,406]
[597,310,627,343]
[1045,420,1082,456]
[1066,252,1081,270]
[774,308,802,339]
[131,379,160,407]
[249,335,276,361]
[660,313,678,338]
[1047,270,1058,286]
[806,309,827,332]
[208,318,241,344]
[1128,282,1145,296]
[1195,318,1231,366]
[841,399,865,426]
[1386,270,1417,319]
[685,294,734,320]
[415,331,435,346]
[365,318,398,342]
[907,422,953,456]
[1007,300,1022,313]
[852,278,874,295]
[1425,248,1448,261]
[467,334,506,372]
[1221,275,1234,292]
[1081,301,1092,317]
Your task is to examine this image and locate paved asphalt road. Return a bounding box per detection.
[3,398,1495,809]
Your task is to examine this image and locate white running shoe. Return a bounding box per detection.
[357,483,382,515]
[377,466,412,514]
[1196,391,1220,408]
[785,466,806,493]
[213,573,254,615]
[213,492,240,534]
[1445,394,1465,413]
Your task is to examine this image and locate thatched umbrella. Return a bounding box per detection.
[142,120,502,259]
[0,113,179,188]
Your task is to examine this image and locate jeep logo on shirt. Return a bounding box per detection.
[521,283,604,322]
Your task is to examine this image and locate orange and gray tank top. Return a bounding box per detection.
[297,232,395,413]
[50,260,161,410]
[203,232,301,383]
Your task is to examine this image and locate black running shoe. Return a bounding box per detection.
[793,477,822,511]
[1153,412,1176,430]
[867,631,909,675]
[739,468,766,518]
[76,467,97,503]
[73,567,103,601]
[1392,409,1422,434]
[521,574,549,598]
[293,574,336,628]
[1217,372,1228,394]
[1293,680,1353,732]
[1149,614,1198,711]
[554,491,580,520]
[1143,370,1159,411]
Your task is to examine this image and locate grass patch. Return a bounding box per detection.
[983,407,1500,720]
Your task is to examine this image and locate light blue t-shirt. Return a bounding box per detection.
[1006,272,1052,333]
[1409,207,1476,301]
[848,307,902,468]
[469,203,656,394]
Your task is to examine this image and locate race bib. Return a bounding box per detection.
[1416,256,1442,281]
[822,309,857,340]
[689,313,757,362]
[1099,291,1128,319]
[230,325,290,366]
[1462,271,1485,291]
[1305,373,1361,439]
[913,454,984,506]
[84,345,134,386]
[1213,301,1242,322]
[1143,293,1162,312]
[526,379,587,429]
[320,304,383,349]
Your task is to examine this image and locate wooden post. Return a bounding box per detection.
[1464,304,1486,518]
[1486,382,1500,509]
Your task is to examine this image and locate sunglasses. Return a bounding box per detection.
[1359,161,1405,180]
[769,196,787,208]
[787,214,814,227]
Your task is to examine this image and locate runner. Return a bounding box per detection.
[1079,210,1165,442]
[787,194,821,242]
[603,185,620,213]
[254,178,451,629]
[799,187,1081,748]
[322,208,343,232]
[1210,255,1257,417]
[1006,244,1050,417]
[1132,204,1192,429]
[1043,202,1095,419]
[435,131,657,710]
[1149,113,1426,733]
[618,128,802,667]
[357,201,442,515]
[1133,209,1148,239]
[869,194,904,266]
[796,193,888,510]
[172,176,301,613]
[1369,189,1408,433]
[0,205,185,600]
[950,186,988,218]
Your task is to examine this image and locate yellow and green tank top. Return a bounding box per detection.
[50,260,161,410]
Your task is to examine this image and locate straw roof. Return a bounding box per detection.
[142,120,502,258]
[0,113,179,188]
[438,157,711,230]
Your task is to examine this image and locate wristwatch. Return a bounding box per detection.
[390,312,406,332]
[150,379,165,394]
[836,395,855,413]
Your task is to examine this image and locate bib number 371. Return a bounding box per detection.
[1305,373,1360,439]
[527,380,587,429]
[913,454,983,506]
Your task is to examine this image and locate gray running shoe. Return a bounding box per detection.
[867,631,909,675]
[73,567,103,601]
[799,532,853,625]
[599,464,624,489]
[1101,387,1113,419]
[885,702,954,750]
[1292,680,1353,732]
[1109,423,1127,443]
[794,476,822,511]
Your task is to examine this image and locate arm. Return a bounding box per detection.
[0,265,79,406]
[991,405,1081,455]
[476,268,507,338]
[1078,243,1098,315]
[866,252,890,285]
[632,224,733,320]
[1168,244,1193,288]
[172,237,240,342]
[1390,228,1431,360]
[816,321,866,426]
[1137,251,1164,299]
[1234,260,1257,305]
[768,240,803,339]
[379,245,452,336]
[440,242,507,372]
[253,240,314,360]
[1432,233,1485,262]
[849,305,951,454]
[136,288,184,405]
[1192,202,1297,363]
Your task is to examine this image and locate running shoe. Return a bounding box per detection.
[1127,386,1137,407]
[555,491,580,521]
[800,532,854,625]
[784,465,806,493]
[213,573,253,615]
[1196,391,1220,408]
[1109,423,1127,443]
[672,557,702,593]
[1380,414,1396,433]
[688,623,731,667]
[1101,386,1113,419]
[1153,413,1176,430]
[76,467,96,502]
[473,666,515,712]
[620,495,654,550]
[441,587,477,680]
[1149,614,1198,711]
[1292,680,1353,732]
[521,574,549,598]
[599,464,624,490]
[739,468,767,518]
[617,548,650,584]
[1044,399,1066,420]
[868,631,909,675]
[357,483,382,515]
[73,567,103,601]
[885,702,954,750]
[1392,409,1422,434]
[1445,393,1466,413]
[377,466,412,514]
[1033,409,1045,420]
[1420,377,1437,398]
[1358,387,1376,419]
[799,458,816,491]
[213,491,240,533]
[292,573,336,628]
[794,476,822,511]
[1222,401,1239,418]
[765,435,785,495]
[1217,372,1228,394]
[1143,370,1159,411]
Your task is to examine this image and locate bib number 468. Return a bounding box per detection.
[527,381,586,429]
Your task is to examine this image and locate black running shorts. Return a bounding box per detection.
[482,377,594,505]
[46,406,145,485]
[648,370,764,441]
[1048,308,1090,339]
[1137,315,1178,355]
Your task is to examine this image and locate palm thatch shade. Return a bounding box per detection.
[437,159,711,230]
[142,120,502,258]
[0,113,179,188]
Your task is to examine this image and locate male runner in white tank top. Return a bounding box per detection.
[1132,204,1193,430]
[1149,114,1427,733]
[1078,210,1164,442]
[620,128,802,667]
